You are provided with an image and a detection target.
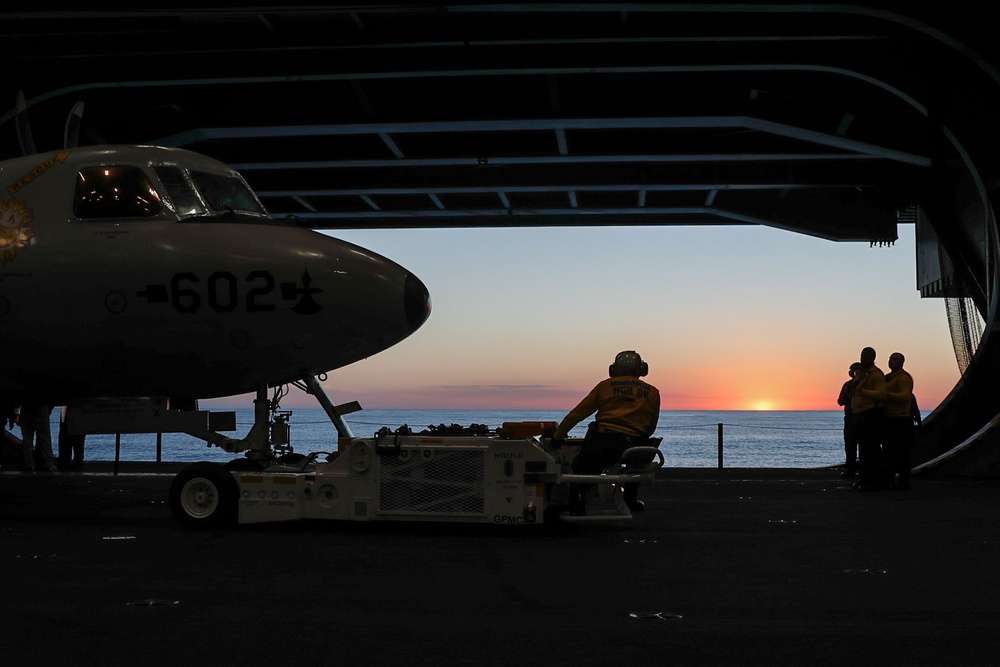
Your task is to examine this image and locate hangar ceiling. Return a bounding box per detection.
[3,3,989,244]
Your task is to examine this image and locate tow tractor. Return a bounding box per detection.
[162,378,664,528]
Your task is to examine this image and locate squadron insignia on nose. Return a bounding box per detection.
[0,197,35,265]
[282,271,323,315]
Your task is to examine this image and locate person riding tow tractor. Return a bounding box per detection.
[550,350,661,515]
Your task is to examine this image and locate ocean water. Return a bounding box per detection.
[40,408,904,469]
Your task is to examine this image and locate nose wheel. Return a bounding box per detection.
[169,462,238,528]
[180,478,218,516]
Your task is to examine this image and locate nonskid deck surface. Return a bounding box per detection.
[2,465,998,666]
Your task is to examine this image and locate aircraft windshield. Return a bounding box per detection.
[189,171,267,216]
[74,166,164,219]
[153,166,268,220]
[154,166,206,218]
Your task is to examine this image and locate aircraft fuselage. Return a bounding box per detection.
[0,146,430,404]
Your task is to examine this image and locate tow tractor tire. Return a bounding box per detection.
[169,462,239,528]
[224,458,264,471]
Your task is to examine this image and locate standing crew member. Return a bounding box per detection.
[552,350,660,515]
[883,352,915,491]
[837,362,863,477]
[851,346,887,492]
[19,401,57,473]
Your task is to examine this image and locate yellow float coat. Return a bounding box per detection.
[554,376,660,440]
[884,370,914,418]
[851,366,887,414]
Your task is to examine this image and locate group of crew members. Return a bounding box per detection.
[552,344,923,517]
[838,346,919,492]
[5,403,84,473]
[547,344,922,515]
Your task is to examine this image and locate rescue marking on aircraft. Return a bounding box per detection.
[7,151,70,196]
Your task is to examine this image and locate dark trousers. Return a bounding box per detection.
[569,424,643,510]
[883,416,914,489]
[854,410,884,488]
[57,406,85,467]
[21,404,56,470]
[58,428,85,467]
[843,412,858,472]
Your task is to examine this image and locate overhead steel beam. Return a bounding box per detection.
[232,153,879,170]
[273,204,886,241]
[256,182,872,198]
[157,116,930,166]
[3,61,930,132]
[281,206,765,220]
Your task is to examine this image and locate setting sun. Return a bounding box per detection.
[750,400,776,411]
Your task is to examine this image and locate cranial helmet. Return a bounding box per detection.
[609,350,648,378]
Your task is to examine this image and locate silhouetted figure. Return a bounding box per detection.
[20,402,56,473]
[551,350,660,515]
[883,352,915,491]
[57,406,85,469]
[851,347,887,492]
[837,362,863,477]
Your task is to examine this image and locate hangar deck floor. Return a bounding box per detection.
[2,466,997,666]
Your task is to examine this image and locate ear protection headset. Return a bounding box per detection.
[609,350,648,377]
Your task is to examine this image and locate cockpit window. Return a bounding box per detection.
[153,166,206,218]
[189,171,267,216]
[74,166,163,219]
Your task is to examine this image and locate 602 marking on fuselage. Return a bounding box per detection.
[137,270,323,315]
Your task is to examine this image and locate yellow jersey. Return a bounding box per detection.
[553,376,660,440]
[884,370,914,418]
[851,365,887,414]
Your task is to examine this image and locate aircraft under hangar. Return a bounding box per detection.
[1,4,999,525]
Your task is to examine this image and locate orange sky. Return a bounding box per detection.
[207,224,962,414]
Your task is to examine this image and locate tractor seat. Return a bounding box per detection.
[607,438,664,475]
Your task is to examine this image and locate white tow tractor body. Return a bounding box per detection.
[169,425,664,528]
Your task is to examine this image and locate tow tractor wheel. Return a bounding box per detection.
[224,458,264,471]
[169,462,239,528]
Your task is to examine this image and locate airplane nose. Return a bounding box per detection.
[404,272,432,332]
